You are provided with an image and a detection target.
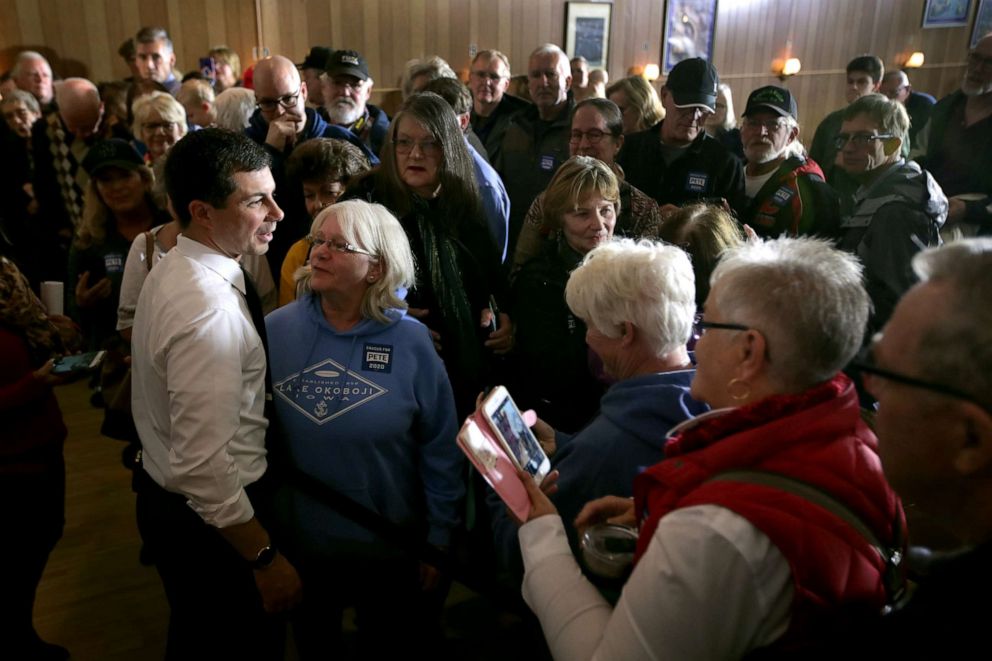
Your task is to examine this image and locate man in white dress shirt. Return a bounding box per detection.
[131,128,300,659]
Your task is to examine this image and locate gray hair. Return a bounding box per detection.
[135,26,174,54]
[782,115,806,159]
[911,238,992,409]
[296,200,416,323]
[530,43,569,63]
[715,83,736,131]
[843,93,910,146]
[132,91,188,136]
[12,51,51,78]
[711,237,869,390]
[213,87,257,131]
[402,56,456,99]
[0,88,40,114]
[565,238,697,358]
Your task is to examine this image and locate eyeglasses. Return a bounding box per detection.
[697,320,751,334]
[569,129,609,144]
[833,132,893,150]
[307,235,375,257]
[967,51,992,69]
[257,89,301,111]
[144,121,177,132]
[470,70,506,82]
[742,117,789,132]
[850,345,983,407]
[394,137,441,156]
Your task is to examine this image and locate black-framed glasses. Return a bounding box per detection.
[698,320,751,334]
[257,89,301,111]
[850,347,981,407]
[307,235,375,257]
[833,132,893,150]
[394,137,440,156]
[569,129,608,144]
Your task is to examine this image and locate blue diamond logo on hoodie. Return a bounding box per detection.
[273,357,388,425]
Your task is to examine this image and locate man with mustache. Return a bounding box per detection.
[738,85,839,239]
[321,49,390,156]
[915,34,992,233]
[618,57,745,219]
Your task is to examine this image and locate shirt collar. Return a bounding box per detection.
[175,234,246,294]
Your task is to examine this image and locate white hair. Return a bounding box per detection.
[711,237,869,389]
[782,115,806,159]
[12,51,51,78]
[213,87,257,131]
[132,91,188,135]
[911,238,992,409]
[565,238,697,358]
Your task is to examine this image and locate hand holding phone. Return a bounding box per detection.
[480,386,551,483]
[52,350,106,375]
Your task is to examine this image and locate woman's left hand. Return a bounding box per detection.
[482,311,514,354]
[512,467,559,525]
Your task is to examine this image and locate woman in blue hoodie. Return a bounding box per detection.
[264,199,463,658]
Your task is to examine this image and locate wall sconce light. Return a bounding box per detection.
[904,51,925,68]
[643,63,660,81]
[772,57,802,80]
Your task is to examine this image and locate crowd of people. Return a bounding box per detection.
[2,21,992,661]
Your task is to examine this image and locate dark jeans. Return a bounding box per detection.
[134,468,285,661]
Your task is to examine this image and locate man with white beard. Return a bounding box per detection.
[320,49,390,155]
[738,85,839,238]
[916,34,992,233]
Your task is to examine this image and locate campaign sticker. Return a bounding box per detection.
[772,186,794,206]
[363,343,393,373]
[105,253,125,274]
[540,154,556,171]
[686,172,708,192]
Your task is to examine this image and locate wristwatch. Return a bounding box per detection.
[251,544,278,570]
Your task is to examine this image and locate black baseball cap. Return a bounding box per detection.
[325,50,369,81]
[743,85,798,121]
[298,46,332,71]
[665,58,719,111]
[81,139,144,176]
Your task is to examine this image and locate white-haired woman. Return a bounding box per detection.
[515,237,905,658]
[704,83,744,159]
[132,91,187,166]
[213,87,257,132]
[490,239,708,575]
[264,199,463,659]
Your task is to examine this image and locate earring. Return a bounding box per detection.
[727,377,751,402]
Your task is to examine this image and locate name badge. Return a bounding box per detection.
[363,343,393,373]
[105,253,125,274]
[772,186,794,206]
[540,154,556,171]
[686,172,708,193]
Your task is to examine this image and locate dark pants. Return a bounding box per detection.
[134,468,285,661]
[0,462,65,657]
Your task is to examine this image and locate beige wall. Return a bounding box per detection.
[0,0,977,136]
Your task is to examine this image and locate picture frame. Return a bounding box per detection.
[564,2,613,69]
[972,0,992,46]
[663,0,719,74]
[922,0,972,28]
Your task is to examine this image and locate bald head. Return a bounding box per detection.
[880,70,911,104]
[253,55,308,130]
[56,78,103,139]
[253,56,302,94]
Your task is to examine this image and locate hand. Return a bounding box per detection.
[574,495,636,538]
[742,223,760,243]
[75,271,113,308]
[253,552,303,614]
[531,416,556,457]
[482,311,514,354]
[947,197,967,223]
[419,561,442,592]
[513,467,558,525]
[264,115,299,151]
[408,307,442,352]
[33,359,67,387]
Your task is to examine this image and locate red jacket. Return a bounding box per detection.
[633,374,904,651]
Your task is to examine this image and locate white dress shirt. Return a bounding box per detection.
[520,504,793,660]
[132,235,268,528]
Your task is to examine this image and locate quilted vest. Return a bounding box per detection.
[633,374,905,652]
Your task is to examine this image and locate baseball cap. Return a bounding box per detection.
[298,46,332,71]
[743,85,798,121]
[81,139,144,176]
[665,58,719,111]
[325,50,370,81]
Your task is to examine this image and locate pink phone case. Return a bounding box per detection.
[457,413,531,522]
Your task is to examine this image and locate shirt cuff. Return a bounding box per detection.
[187,486,255,529]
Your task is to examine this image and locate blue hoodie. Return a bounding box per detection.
[489,369,708,574]
[265,295,463,555]
[245,106,379,167]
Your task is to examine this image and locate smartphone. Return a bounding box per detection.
[487,296,499,334]
[53,350,106,375]
[481,386,551,483]
[199,57,216,78]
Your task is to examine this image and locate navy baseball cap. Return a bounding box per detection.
[665,58,720,112]
[81,139,144,176]
[743,85,799,121]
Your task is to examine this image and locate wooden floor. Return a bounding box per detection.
[33,381,544,661]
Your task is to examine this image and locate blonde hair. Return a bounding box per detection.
[132,91,188,136]
[607,76,664,130]
[296,200,415,324]
[209,46,242,78]
[542,156,621,230]
[75,165,155,249]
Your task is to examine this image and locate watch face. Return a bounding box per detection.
[254,545,277,569]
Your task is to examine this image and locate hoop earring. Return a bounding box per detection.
[727,377,751,402]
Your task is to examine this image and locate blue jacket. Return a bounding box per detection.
[489,369,708,574]
[468,138,510,262]
[265,296,464,553]
[245,106,378,167]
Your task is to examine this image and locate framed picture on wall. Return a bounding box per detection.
[663,0,719,74]
[922,0,972,28]
[564,2,613,69]
[972,0,992,46]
